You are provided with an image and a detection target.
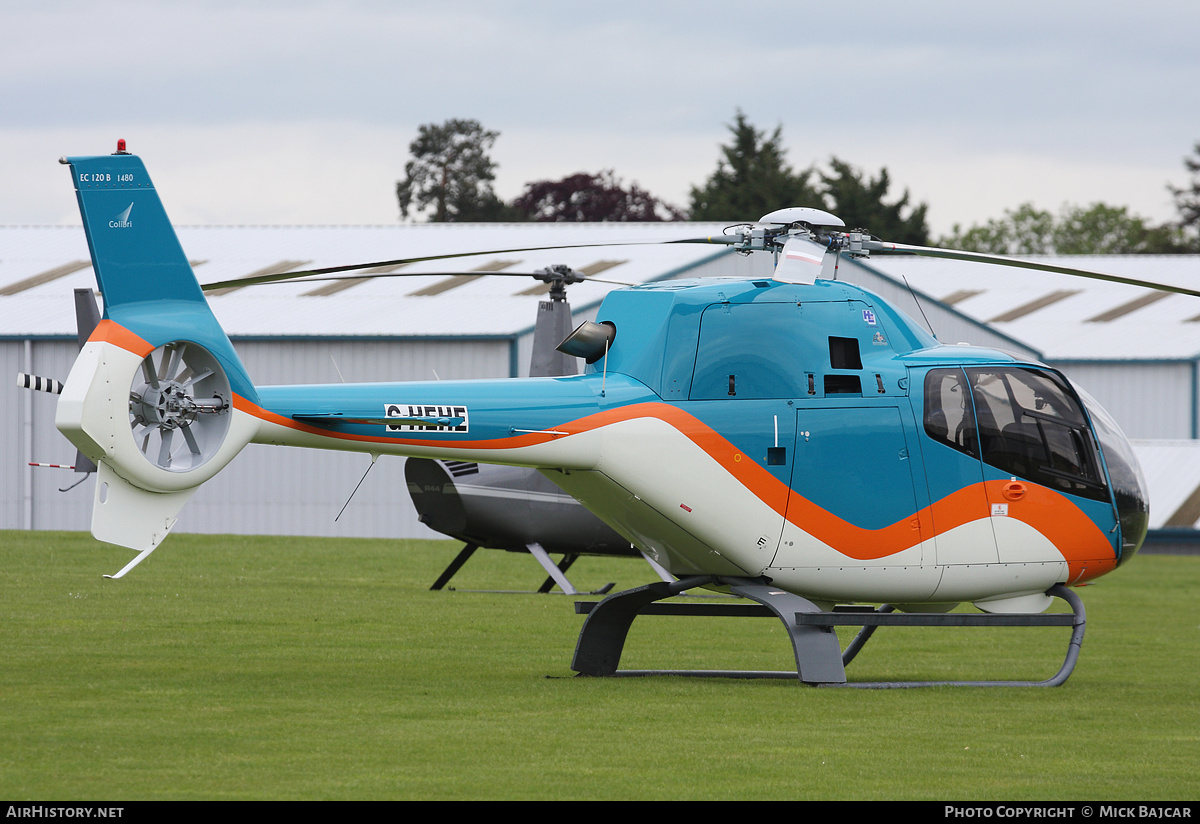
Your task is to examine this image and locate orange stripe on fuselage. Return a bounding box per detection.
[238,396,1116,578]
[88,319,155,357]
[784,479,1115,581]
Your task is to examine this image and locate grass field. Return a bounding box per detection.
[1,530,1197,800]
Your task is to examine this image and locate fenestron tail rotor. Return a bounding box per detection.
[128,341,231,472]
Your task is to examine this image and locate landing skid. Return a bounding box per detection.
[571,580,1086,688]
[429,541,616,595]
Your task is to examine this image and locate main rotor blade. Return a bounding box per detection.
[197,240,685,292]
[876,243,1200,298]
[202,270,636,289]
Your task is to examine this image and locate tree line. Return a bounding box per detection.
[396,113,1200,254]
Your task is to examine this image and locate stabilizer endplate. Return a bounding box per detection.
[92,462,196,562]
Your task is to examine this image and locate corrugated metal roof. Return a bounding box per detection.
[8,226,1200,361]
[0,223,748,339]
[858,255,1200,361]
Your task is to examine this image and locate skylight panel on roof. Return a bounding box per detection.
[938,288,985,306]
[1085,291,1171,323]
[1164,482,1200,527]
[0,260,91,296]
[407,260,521,297]
[301,263,411,296]
[207,260,312,297]
[988,290,1079,323]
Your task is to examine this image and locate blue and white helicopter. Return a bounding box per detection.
[52,143,1178,686]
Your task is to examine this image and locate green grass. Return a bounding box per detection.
[1,531,1197,800]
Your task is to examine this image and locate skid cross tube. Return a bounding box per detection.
[571,581,1086,688]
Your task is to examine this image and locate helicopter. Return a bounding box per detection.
[51,143,1178,686]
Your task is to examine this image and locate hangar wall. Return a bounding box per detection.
[3,337,512,540]
[1049,360,1197,440]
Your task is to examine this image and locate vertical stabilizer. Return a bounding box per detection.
[60,146,256,403]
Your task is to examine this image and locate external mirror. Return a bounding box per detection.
[557,320,616,364]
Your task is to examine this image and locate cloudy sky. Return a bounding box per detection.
[3,1,1198,237]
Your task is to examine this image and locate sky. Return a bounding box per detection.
[3,0,1198,237]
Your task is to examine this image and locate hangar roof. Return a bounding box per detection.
[0,223,768,340]
[5,224,1200,361]
[854,255,1200,362]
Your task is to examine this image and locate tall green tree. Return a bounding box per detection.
[940,202,1187,255]
[940,204,1057,254]
[819,158,930,245]
[688,111,823,221]
[1055,203,1186,254]
[1169,141,1200,249]
[396,119,510,222]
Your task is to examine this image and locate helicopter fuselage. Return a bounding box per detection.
[232,276,1148,610]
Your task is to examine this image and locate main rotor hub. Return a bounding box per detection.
[532,264,584,302]
[721,207,884,261]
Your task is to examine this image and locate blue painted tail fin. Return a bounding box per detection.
[65,148,204,307]
[62,145,257,402]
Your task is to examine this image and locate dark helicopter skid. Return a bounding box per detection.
[405,457,640,594]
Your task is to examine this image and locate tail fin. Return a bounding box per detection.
[60,146,257,402]
[56,144,259,561]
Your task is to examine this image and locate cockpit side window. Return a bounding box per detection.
[966,367,1109,502]
[923,369,978,458]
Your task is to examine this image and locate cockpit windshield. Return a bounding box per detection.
[923,367,1109,503]
[1071,382,1150,562]
[968,367,1109,502]
[923,366,1148,562]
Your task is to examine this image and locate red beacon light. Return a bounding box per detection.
[114,139,129,155]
